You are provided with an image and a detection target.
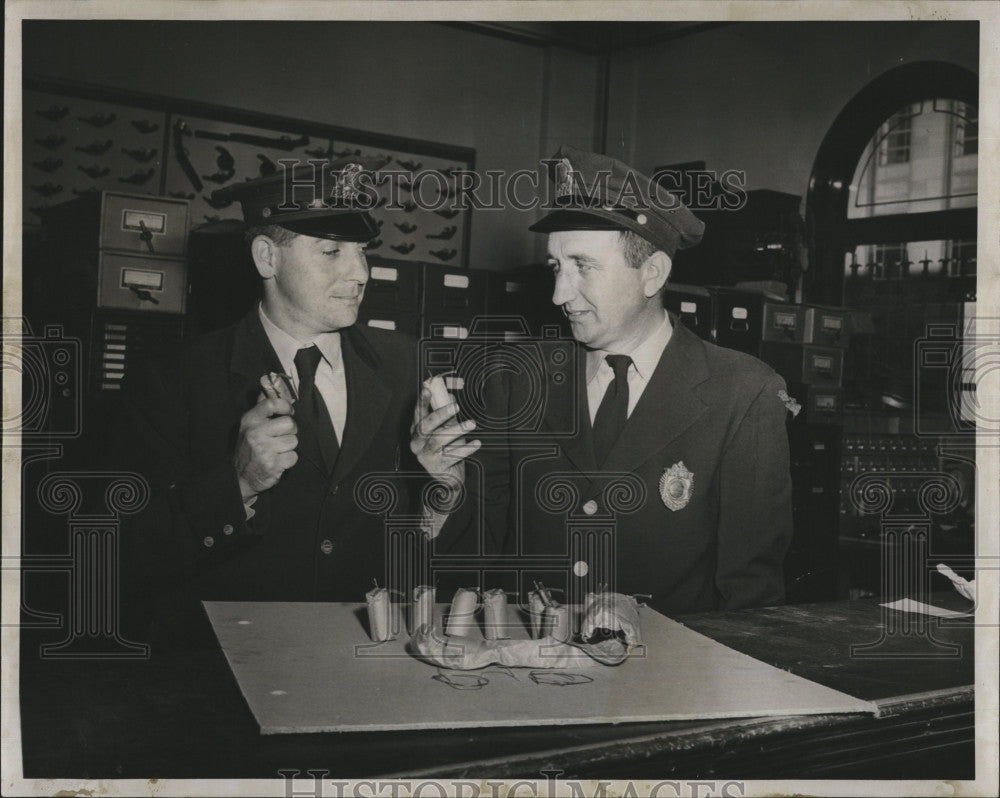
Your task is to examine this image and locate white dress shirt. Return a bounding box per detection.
[585,310,673,423]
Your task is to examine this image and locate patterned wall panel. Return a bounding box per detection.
[24,88,168,223]
[23,82,474,267]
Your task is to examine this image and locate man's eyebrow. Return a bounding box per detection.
[547,253,599,264]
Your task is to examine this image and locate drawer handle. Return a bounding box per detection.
[128,285,160,305]
[138,220,155,254]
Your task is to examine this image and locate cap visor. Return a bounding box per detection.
[278,212,379,242]
[528,209,630,234]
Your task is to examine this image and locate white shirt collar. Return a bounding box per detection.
[586,310,673,384]
[258,303,342,379]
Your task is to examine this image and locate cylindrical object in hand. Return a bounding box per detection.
[528,590,547,639]
[366,587,393,642]
[545,604,571,642]
[426,375,451,411]
[411,585,436,634]
[482,588,509,640]
[445,587,478,637]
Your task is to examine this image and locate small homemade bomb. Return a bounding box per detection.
[545,604,572,643]
[482,588,510,640]
[528,590,548,639]
[365,586,394,643]
[425,375,452,412]
[445,587,478,637]
[411,584,436,634]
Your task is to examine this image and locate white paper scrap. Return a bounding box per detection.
[880,598,973,618]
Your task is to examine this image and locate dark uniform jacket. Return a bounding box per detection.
[121,309,420,644]
[442,316,793,617]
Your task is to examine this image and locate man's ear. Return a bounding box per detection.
[640,250,672,298]
[251,235,279,280]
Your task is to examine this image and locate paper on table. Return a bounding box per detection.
[880,598,973,618]
[205,602,878,735]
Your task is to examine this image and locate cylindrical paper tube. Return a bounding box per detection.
[528,590,547,639]
[411,585,435,634]
[366,587,393,642]
[545,604,571,643]
[425,375,451,411]
[482,588,509,640]
[445,587,478,637]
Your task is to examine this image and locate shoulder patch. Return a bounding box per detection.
[777,389,801,417]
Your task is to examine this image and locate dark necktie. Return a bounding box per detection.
[592,354,633,467]
[294,345,339,473]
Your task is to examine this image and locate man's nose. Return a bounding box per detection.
[551,269,575,306]
[346,247,369,283]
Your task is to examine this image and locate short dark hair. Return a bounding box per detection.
[244,223,298,249]
[618,230,659,269]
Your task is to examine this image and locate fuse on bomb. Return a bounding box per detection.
[445,587,478,637]
[366,585,394,643]
[411,584,436,634]
[482,588,510,640]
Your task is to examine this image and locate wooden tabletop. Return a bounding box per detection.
[19,594,975,780]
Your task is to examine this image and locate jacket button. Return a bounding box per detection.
[222,524,234,536]
[203,536,215,548]
[320,539,335,555]
[330,484,339,496]
[582,500,598,515]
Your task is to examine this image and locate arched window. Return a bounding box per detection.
[806,62,977,420]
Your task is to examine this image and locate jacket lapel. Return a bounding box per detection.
[601,317,709,475]
[541,342,597,475]
[228,308,285,412]
[332,326,391,484]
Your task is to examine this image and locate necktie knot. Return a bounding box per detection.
[605,354,632,382]
[294,345,323,383]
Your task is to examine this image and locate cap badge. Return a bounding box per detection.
[329,161,365,204]
[659,461,694,511]
[554,157,577,200]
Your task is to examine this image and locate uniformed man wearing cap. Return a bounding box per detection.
[413,145,793,616]
[122,159,462,647]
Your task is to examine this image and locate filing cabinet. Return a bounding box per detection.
[485,265,566,337]
[357,306,420,336]
[662,283,714,341]
[41,190,190,259]
[97,192,190,257]
[803,305,851,347]
[758,343,844,387]
[786,382,844,425]
[36,191,191,394]
[363,256,422,315]
[713,289,804,354]
[98,252,188,314]
[421,264,488,320]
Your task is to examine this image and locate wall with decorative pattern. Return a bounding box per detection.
[23,21,602,271]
